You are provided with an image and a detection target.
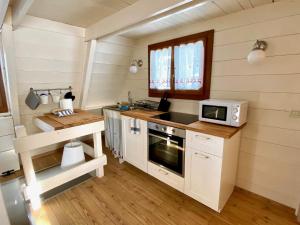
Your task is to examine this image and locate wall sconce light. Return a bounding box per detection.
[129,59,143,73]
[247,40,268,64]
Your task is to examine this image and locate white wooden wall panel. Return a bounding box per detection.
[118,0,300,208]
[84,36,134,109]
[213,0,243,14]
[211,91,300,111]
[18,15,85,37]
[198,2,226,19]
[242,124,300,149]
[211,75,300,92]
[12,16,86,155]
[214,15,300,46]
[14,42,84,61]
[214,34,300,61]
[237,0,253,9]
[122,0,291,38]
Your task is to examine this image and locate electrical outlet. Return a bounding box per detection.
[289,110,300,118]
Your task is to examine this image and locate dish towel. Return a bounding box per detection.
[130,118,140,135]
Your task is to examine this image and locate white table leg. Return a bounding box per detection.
[93,131,104,177]
[20,152,41,210]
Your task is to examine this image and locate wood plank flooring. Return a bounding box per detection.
[31,142,299,225]
[0,149,63,183]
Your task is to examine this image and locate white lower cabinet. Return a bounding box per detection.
[0,116,20,175]
[121,116,241,212]
[0,150,20,174]
[185,148,222,210]
[185,130,241,212]
[148,161,184,192]
[121,116,148,172]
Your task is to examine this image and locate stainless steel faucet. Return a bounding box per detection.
[128,91,133,105]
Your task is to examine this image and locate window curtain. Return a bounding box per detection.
[174,41,204,90]
[150,47,172,90]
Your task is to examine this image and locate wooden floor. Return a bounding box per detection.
[28,142,298,225]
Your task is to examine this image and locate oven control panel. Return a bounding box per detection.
[148,122,186,138]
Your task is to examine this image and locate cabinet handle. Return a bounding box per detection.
[195,135,210,141]
[158,169,168,175]
[194,152,210,159]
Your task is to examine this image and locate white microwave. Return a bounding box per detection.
[199,99,248,127]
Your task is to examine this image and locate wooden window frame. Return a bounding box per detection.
[0,65,8,113]
[148,30,214,100]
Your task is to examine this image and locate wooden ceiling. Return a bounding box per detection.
[27,0,138,27]
[122,0,284,38]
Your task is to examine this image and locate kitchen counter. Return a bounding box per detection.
[121,109,244,139]
[36,109,104,130]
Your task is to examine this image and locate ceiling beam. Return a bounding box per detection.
[85,0,194,41]
[12,0,34,28]
[80,40,97,110]
[0,0,9,28]
[118,0,208,37]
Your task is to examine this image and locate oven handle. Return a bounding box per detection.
[148,133,185,151]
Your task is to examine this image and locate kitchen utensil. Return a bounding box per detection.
[25,89,40,110]
[40,93,49,104]
[64,91,75,101]
[51,93,61,103]
[60,99,73,111]
[158,92,171,112]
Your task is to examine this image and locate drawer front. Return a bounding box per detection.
[187,131,224,157]
[148,162,184,192]
[0,150,20,174]
[0,117,14,137]
[0,135,14,153]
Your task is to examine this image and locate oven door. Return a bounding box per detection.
[148,129,185,177]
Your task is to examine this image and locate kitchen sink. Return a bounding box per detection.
[103,105,134,111]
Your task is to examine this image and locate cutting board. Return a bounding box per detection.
[37,110,104,130]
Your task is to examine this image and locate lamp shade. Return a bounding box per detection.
[129,65,138,73]
[247,49,266,64]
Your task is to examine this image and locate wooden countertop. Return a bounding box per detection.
[121,109,243,139]
[36,109,104,130]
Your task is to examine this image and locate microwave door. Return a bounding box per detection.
[202,105,228,123]
[204,107,219,119]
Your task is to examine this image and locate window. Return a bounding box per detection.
[148,30,214,100]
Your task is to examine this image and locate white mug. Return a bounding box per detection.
[40,94,49,104]
[60,99,73,111]
[51,93,60,104]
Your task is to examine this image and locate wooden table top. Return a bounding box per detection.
[36,109,104,130]
[121,109,244,139]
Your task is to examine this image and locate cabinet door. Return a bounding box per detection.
[122,116,147,172]
[185,147,222,210]
[0,150,20,174]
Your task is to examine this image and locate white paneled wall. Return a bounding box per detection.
[12,16,86,155]
[85,36,134,109]
[120,0,300,208]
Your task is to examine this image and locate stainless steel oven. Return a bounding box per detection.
[148,122,185,177]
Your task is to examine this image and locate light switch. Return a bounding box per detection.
[289,110,300,118]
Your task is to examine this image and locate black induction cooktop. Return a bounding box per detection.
[153,112,199,125]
